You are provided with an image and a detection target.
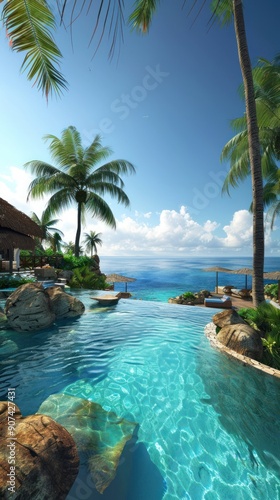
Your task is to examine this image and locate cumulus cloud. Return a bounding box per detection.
[222,210,253,247]
[1,167,280,256]
[0,167,47,216]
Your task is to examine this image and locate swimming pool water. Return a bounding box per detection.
[0,292,279,499]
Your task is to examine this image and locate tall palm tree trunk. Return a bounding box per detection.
[233,0,264,306]
[75,202,83,257]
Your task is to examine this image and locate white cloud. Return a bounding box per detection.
[1,167,280,256]
[222,210,253,247]
[0,166,47,216]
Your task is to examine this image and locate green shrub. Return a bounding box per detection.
[182,291,196,300]
[69,266,107,290]
[238,302,280,370]
[264,283,278,299]
[0,276,36,289]
[61,254,92,270]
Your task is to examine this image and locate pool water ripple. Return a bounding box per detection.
[0,295,279,499]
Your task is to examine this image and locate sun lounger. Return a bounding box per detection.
[231,288,252,299]
[204,295,232,309]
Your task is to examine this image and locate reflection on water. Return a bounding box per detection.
[197,347,280,475]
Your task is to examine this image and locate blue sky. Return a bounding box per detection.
[1,0,280,257]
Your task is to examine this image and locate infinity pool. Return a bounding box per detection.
[0,292,279,499]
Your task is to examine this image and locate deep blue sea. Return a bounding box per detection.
[100,256,280,302]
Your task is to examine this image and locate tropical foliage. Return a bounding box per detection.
[1,0,132,96]
[25,126,135,257]
[69,266,107,290]
[47,232,64,253]
[83,231,102,257]
[238,302,280,369]
[1,0,67,98]
[30,210,64,247]
[0,275,36,290]
[221,56,280,227]
[264,283,279,300]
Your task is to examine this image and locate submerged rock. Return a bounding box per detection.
[0,339,18,355]
[0,401,79,499]
[37,393,138,493]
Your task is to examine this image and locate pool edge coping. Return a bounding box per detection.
[204,322,280,379]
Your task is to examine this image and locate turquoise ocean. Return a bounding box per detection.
[100,255,280,302]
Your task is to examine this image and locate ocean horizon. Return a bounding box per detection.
[99,255,280,302]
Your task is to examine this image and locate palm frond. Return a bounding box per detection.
[2,0,68,98]
[44,189,76,217]
[85,193,116,228]
[87,181,130,206]
[129,0,159,33]
[58,0,125,60]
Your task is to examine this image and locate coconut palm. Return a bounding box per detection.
[25,126,135,257]
[128,0,265,306]
[30,210,64,247]
[63,241,75,255]
[48,232,64,253]
[83,231,103,257]
[4,1,265,303]
[222,56,280,229]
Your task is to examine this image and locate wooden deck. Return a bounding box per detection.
[209,292,254,310]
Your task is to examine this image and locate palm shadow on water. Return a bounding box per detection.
[67,428,166,500]
[196,346,280,476]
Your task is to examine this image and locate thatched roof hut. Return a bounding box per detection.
[0,198,43,271]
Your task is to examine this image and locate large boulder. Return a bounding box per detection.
[5,283,55,332]
[212,309,247,328]
[0,401,79,499]
[216,323,263,361]
[4,283,85,332]
[46,287,85,320]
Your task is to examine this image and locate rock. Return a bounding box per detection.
[56,270,73,283]
[38,393,138,494]
[216,323,263,361]
[212,309,247,328]
[5,283,55,332]
[0,401,79,499]
[4,283,85,332]
[46,287,85,320]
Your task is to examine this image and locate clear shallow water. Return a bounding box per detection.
[0,292,279,500]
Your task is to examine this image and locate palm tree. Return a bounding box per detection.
[63,241,75,255]
[48,232,64,253]
[128,0,265,306]
[25,126,135,257]
[4,1,266,303]
[30,210,64,247]
[83,231,103,257]
[222,56,280,229]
